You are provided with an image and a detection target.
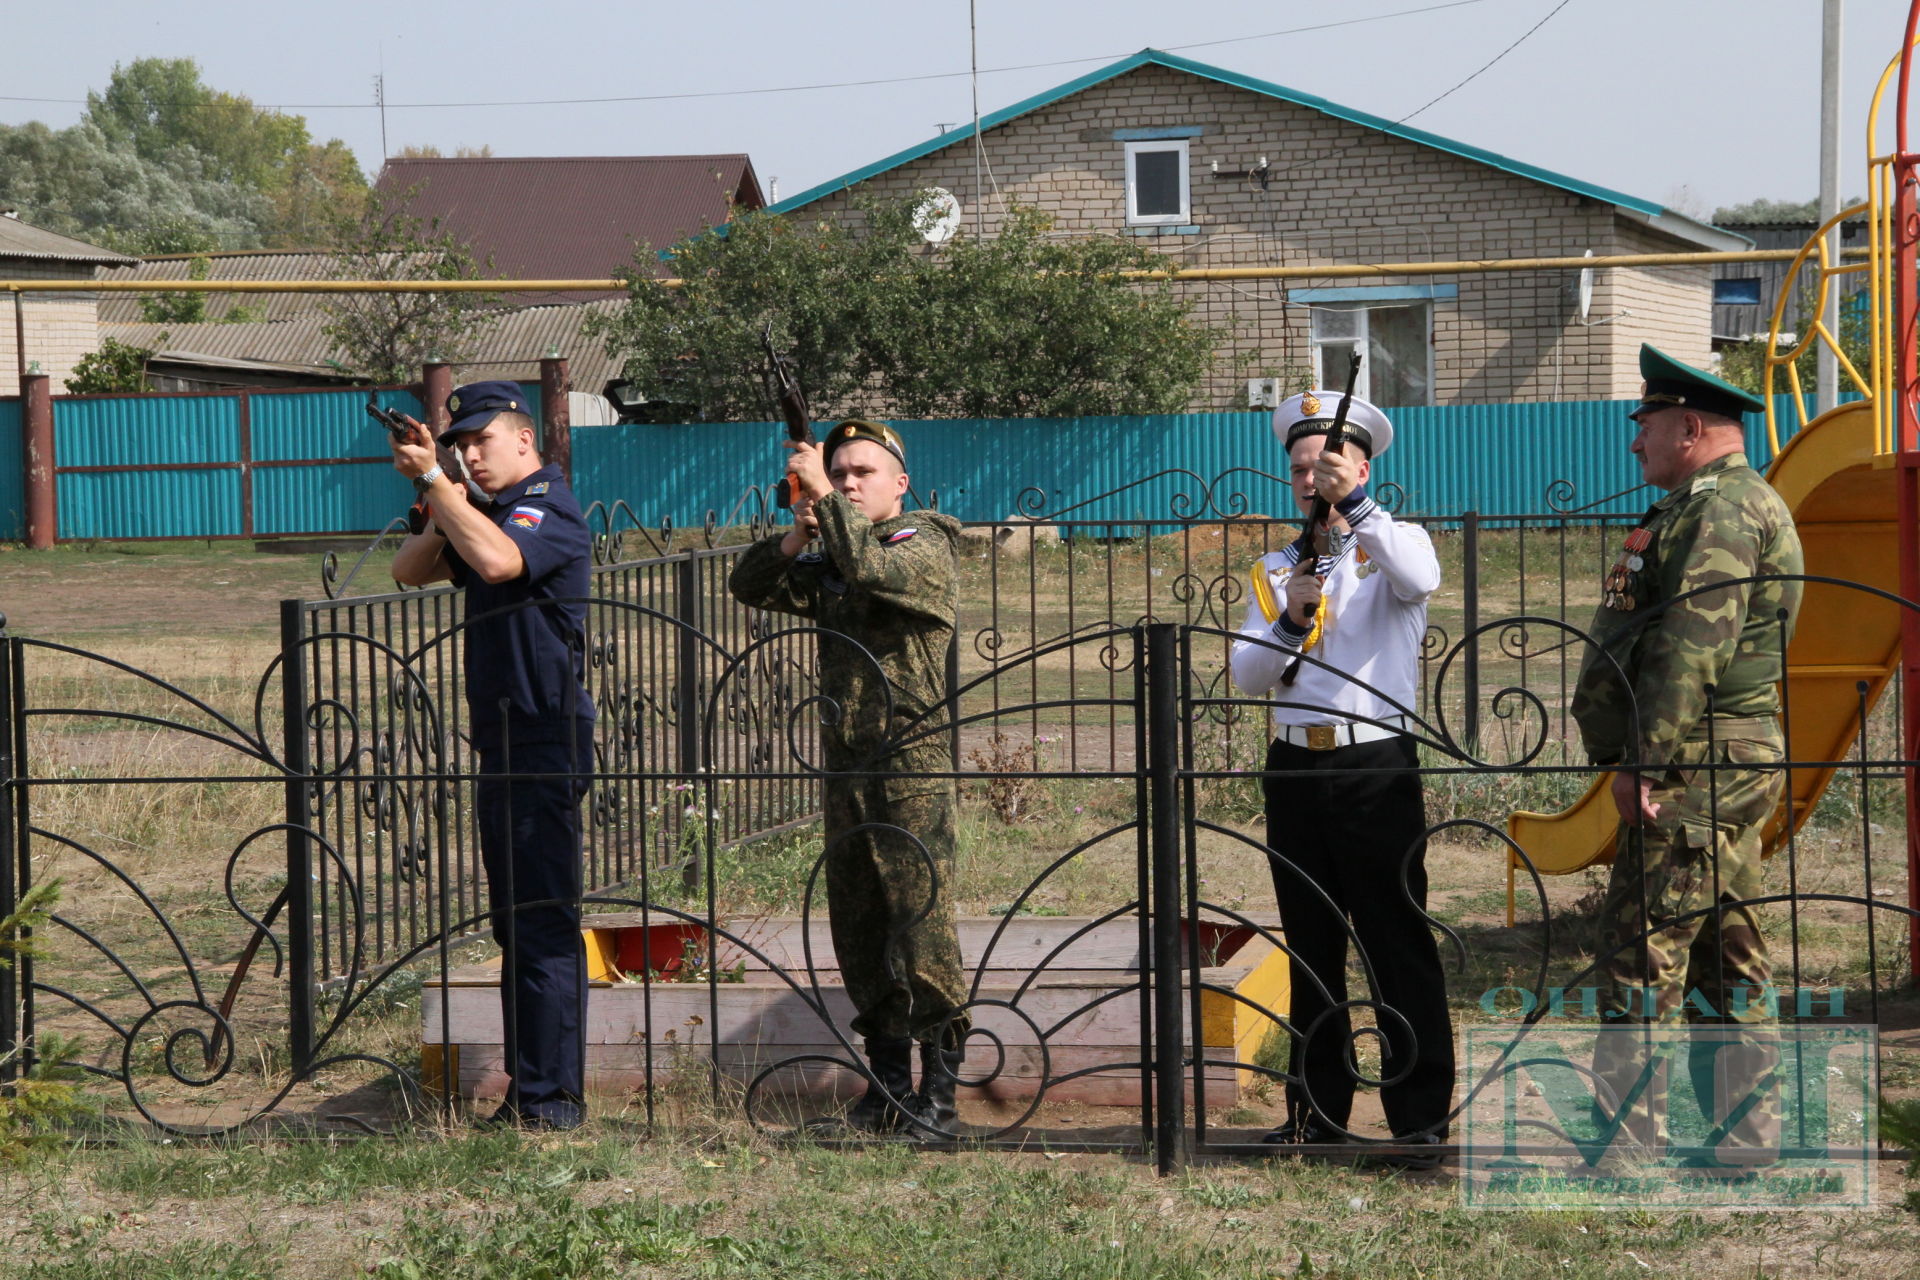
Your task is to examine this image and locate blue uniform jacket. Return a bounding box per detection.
[443,464,596,750]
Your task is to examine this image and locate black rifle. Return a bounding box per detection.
[369,393,483,531]
[365,396,416,443]
[760,323,814,510]
[1279,352,1363,688]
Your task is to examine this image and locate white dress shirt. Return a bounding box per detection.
[1228,490,1441,729]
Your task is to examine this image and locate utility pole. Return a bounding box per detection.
[1818,0,1843,415]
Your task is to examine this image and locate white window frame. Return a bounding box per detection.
[1124,139,1190,227]
[1309,302,1435,407]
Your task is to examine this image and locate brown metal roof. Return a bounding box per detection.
[375,155,762,299]
[0,215,137,266]
[101,300,627,387]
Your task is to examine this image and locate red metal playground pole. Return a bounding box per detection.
[1894,0,1920,985]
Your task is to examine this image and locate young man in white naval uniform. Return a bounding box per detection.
[1228,390,1453,1164]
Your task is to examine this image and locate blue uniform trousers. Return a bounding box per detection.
[476,728,592,1123]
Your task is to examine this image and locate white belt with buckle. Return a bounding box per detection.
[1274,715,1410,751]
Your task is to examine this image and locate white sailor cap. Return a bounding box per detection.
[1271,389,1394,458]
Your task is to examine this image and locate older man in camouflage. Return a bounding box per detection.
[1570,346,1803,1162]
[730,419,968,1139]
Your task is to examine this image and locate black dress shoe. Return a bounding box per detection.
[476,1102,583,1132]
[1371,1132,1446,1171]
[1259,1116,1346,1147]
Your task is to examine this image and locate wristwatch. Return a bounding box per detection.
[412,464,443,495]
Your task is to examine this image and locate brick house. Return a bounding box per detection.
[0,213,135,396]
[765,49,1743,410]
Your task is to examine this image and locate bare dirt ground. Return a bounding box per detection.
[0,540,333,646]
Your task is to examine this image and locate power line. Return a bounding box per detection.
[1238,0,1577,328]
[1261,0,1578,182]
[1394,0,1574,124]
[0,1,1495,113]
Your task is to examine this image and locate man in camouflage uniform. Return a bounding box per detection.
[730,419,969,1138]
[1570,346,1803,1162]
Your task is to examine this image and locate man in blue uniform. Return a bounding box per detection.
[390,380,596,1130]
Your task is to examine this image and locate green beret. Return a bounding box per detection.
[1630,344,1765,422]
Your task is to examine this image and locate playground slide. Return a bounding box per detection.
[1506,401,1903,887]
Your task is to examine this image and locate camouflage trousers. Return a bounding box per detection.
[822,773,969,1047]
[1592,719,1785,1156]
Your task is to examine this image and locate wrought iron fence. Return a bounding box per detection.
[0,477,1913,1182]
[297,543,822,981]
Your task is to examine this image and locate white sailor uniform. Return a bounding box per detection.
[1228,483,1454,1141]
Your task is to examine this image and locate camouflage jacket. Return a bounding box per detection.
[1571,452,1803,767]
[729,493,960,774]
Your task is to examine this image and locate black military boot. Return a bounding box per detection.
[810,1037,915,1135]
[905,1039,964,1139]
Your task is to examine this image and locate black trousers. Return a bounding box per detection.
[476,727,592,1121]
[1262,733,1453,1137]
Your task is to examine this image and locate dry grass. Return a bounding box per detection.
[1,1120,1917,1279]
[4,537,1917,1188]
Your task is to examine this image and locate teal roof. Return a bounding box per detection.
[762,48,1742,246]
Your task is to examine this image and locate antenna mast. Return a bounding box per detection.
[970,0,983,237]
[375,66,388,162]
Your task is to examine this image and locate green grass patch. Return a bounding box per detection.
[0,1119,1911,1279]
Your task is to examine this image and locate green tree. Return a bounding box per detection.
[1713,196,1821,224]
[86,58,368,248]
[860,204,1222,418]
[64,337,158,394]
[393,143,497,159]
[319,190,500,383]
[1711,195,1863,225]
[266,137,372,248]
[0,59,365,253]
[1717,286,1873,397]
[590,199,919,421]
[590,193,1225,421]
[138,256,209,324]
[0,120,270,252]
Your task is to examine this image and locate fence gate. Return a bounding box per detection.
[2,528,1914,1185]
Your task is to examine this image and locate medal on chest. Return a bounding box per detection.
[1602,526,1654,611]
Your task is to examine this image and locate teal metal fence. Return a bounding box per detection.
[571,394,1827,529]
[0,397,21,542]
[47,387,427,541]
[0,386,1848,544]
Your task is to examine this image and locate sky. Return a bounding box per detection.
[4,0,1918,218]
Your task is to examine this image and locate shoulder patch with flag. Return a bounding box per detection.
[508,506,545,530]
[884,527,918,544]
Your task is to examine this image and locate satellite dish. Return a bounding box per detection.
[915,188,962,244]
[1576,248,1594,320]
